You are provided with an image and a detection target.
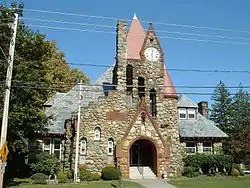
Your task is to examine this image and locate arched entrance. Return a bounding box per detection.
[129,139,157,175]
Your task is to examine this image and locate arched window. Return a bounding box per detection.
[107,138,114,155]
[80,138,87,155]
[94,127,101,140]
[150,89,157,117]
[126,65,133,92]
[138,77,145,99]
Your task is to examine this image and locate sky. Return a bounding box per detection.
[5,0,250,104]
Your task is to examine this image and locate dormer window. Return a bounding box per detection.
[188,109,196,119]
[179,108,186,119]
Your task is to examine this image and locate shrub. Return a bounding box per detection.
[29,152,61,175]
[101,166,121,180]
[30,173,48,184]
[57,170,67,183]
[79,168,93,181]
[182,166,199,178]
[231,168,239,177]
[92,173,101,181]
[184,154,233,175]
[232,164,245,176]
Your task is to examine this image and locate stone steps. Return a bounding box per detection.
[130,166,157,179]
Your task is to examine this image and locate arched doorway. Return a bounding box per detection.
[129,139,157,175]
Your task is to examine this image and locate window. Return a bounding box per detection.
[126,65,133,92]
[138,77,145,99]
[150,89,157,117]
[108,138,114,155]
[43,138,62,159]
[43,138,51,154]
[203,141,212,153]
[179,108,186,119]
[80,138,87,155]
[94,127,101,140]
[186,142,196,154]
[188,108,196,119]
[53,138,61,159]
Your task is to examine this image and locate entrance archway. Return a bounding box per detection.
[129,138,157,175]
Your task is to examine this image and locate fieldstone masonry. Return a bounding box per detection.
[64,20,183,178]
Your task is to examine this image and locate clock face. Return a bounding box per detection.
[144,47,160,62]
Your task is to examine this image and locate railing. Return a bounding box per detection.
[137,160,144,179]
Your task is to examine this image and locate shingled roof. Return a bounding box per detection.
[178,95,228,138]
[45,67,114,134]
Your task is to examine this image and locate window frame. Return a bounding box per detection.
[94,127,101,141]
[107,138,114,156]
[43,138,52,154]
[80,138,87,155]
[179,108,187,119]
[202,141,213,153]
[187,108,196,119]
[52,138,62,160]
[185,141,196,155]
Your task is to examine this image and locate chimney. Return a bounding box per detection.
[198,101,208,118]
[114,20,127,91]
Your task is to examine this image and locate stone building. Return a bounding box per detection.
[43,15,228,179]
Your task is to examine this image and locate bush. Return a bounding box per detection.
[232,164,245,176]
[182,166,199,178]
[30,173,48,184]
[101,166,121,180]
[57,170,67,183]
[92,173,101,181]
[231,168,239,177]
[79,168,92,181]
[184,154,233,175]
[29,152,61,175]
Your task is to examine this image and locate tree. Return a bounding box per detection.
[0,2,88,178]
[210,81,232,133]
[227,86,250,163]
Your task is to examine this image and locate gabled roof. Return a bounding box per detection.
[179,113,228,138]
[178,94,198,108]
[126,14,145,60]
[44,92,66,106]
[178,95,228,138]
[45,67,114,134]
[163,65,177,98]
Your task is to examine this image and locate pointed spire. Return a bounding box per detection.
[133,13,138,20]
[163,65,177,98]
[126,14,145,60]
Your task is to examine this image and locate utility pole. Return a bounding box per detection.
[74,80,82,183]
[0,13,18,188]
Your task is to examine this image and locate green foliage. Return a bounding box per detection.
[0,2,89,178]
[182,166,199,178]
[30,173,48,184]
[231,164,245,176]
[210,81,232,133]
[57,170,67,183]
[101,166,121,180]
[184,154,233,175]
[231,168,239,177]
[78,168,95,181]
[91,173,101,181]
[29,152,61,175]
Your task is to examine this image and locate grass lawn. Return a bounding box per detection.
[8,179,144,188]
[170,175,250,188]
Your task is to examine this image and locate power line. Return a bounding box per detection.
[26,24,249,45]
[1,84,248,96]
[1,59,250,74]
[20,8,250,34]
[22,17,250,42]
[3,80,250,89]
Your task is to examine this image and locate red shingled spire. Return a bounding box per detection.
[126,13,145,60]
[163,65,177,98]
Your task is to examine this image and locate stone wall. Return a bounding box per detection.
[64,20,183,178]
